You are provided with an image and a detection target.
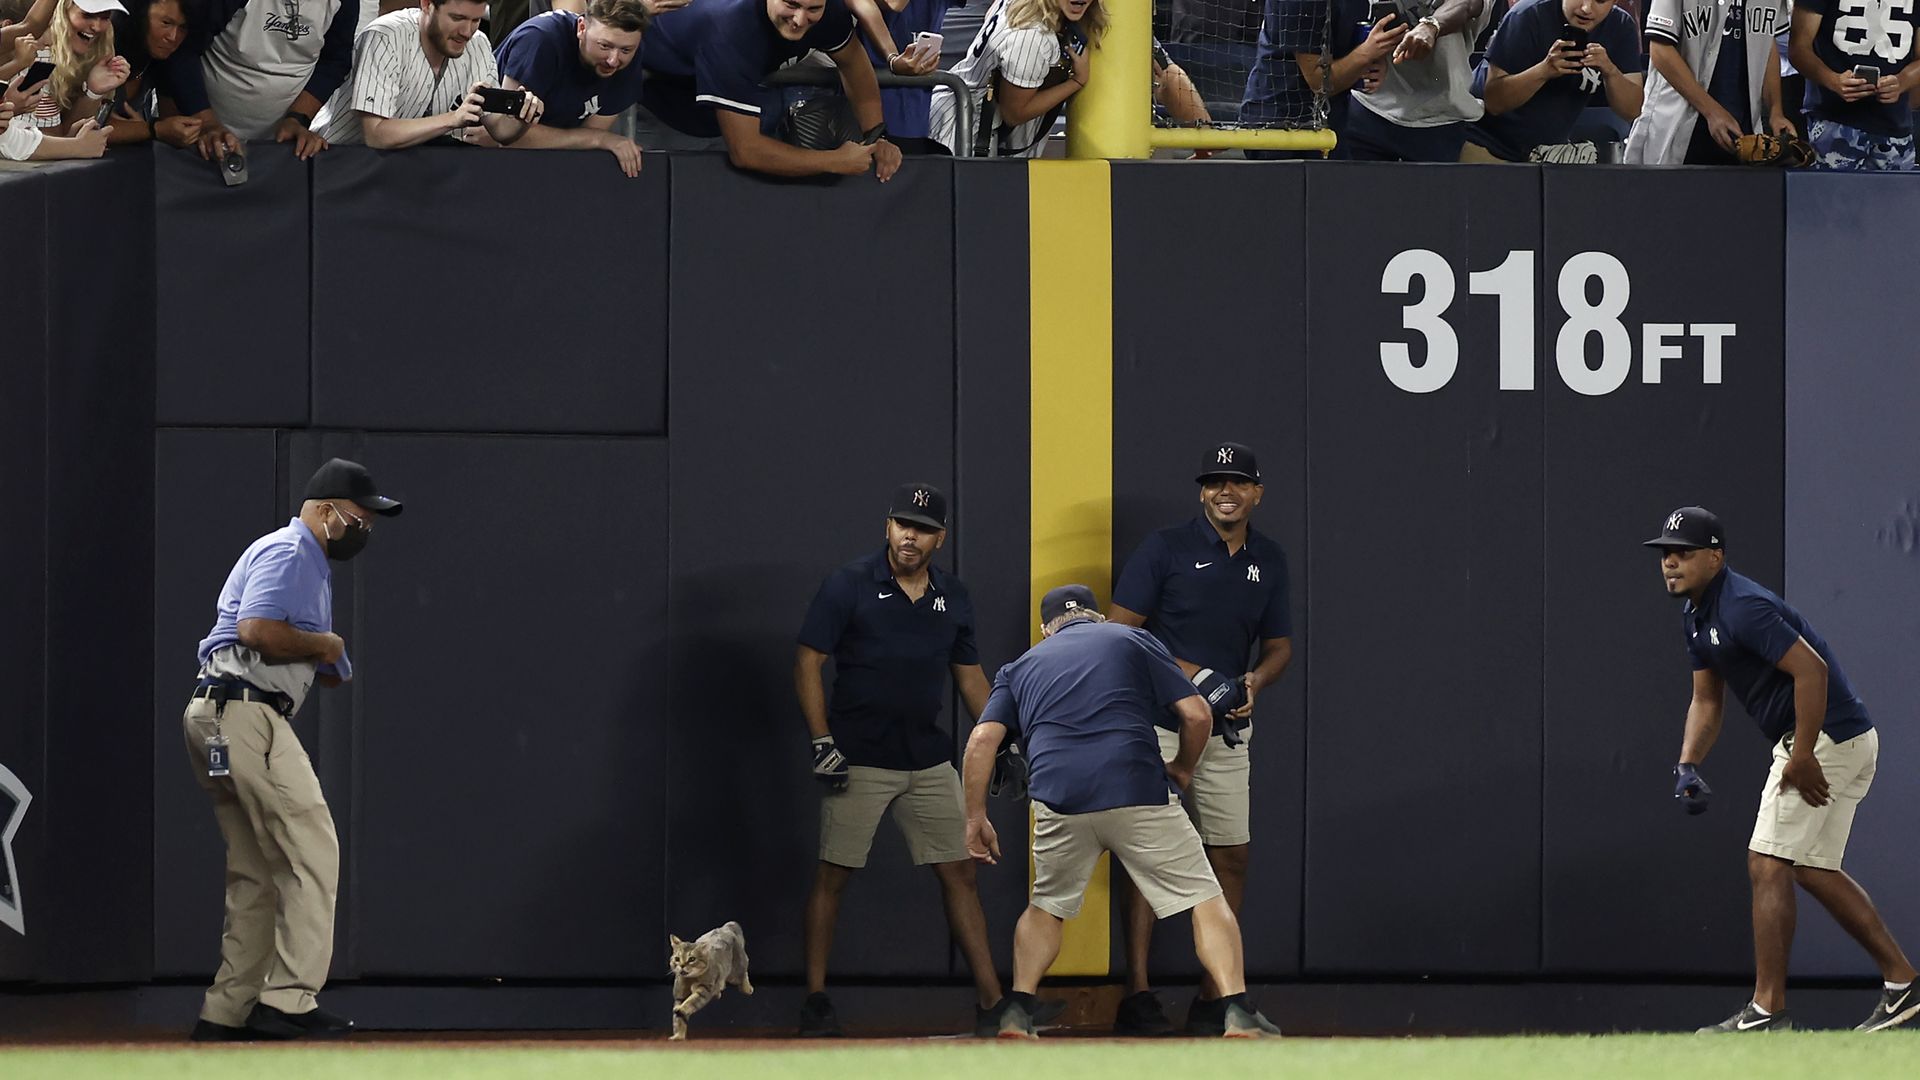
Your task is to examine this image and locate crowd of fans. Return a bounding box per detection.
[1,0,1914,170]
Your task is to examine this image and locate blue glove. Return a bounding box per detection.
[1673,763,1711,815]
[1191,668,1249,748]
[812,735,849,791]
[989,740,1029,800]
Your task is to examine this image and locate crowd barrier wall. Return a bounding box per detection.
[0,148,1912,1005]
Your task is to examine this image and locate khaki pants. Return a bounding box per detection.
[182,698,339,1025]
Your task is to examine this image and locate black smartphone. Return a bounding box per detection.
[1560,22,1590,48]
[1853,64,1882,83]
[1369,0,1399,23]
[20,60,55,88]
[475,86,526,115]
[94,97,116,127]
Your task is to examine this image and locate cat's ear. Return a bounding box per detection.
[670,935,686,948]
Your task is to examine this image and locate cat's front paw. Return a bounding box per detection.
[670,1013,688,1041]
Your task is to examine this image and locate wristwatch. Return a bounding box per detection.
[1417,14,1443,35]
[861,122,889,146]
[281,109,313,128]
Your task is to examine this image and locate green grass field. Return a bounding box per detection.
[2,1035,1916,1080]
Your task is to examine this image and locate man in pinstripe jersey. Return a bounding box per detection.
[315,0,548,147]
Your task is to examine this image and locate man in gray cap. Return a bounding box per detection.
[961,584,1284,1039]
[1647,506,1916,1034]
[181,458,401,1041]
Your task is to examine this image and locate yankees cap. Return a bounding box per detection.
[1643,506,1723,550]
[1197,441,1260,484]
[304,458,404,516]
[888,482,947,531]
[1041,584,1099,625]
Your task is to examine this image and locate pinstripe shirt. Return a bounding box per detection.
[930,0,1073,156]
[314,9,499,145]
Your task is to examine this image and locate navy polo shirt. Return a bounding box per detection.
[980,622,1199,815]
[638,0,857,137]
[496,11,647,128]
[1682,568,1872,744]
[798,548,978,771]
[1112,516,1293,686]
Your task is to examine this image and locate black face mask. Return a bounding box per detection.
[324,505,371,562]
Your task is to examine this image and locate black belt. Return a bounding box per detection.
[192,677,294,717]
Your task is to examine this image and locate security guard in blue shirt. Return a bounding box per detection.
[793,483,1005,1037]
[182,459,402,1042]
[1108,441,1293,1036]
[1649,506,1917,1034]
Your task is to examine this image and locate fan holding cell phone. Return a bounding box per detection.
[1786,0,1920,171]
[1465,0,1644,163]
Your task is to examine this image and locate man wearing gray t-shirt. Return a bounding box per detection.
[1345,0,1491,160]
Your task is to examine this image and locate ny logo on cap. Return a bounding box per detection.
[913,489,931,507]
[1246,565,1260,583]
[1217,447,1233,464]
[1667,511,1685,532]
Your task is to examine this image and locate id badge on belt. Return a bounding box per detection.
[207,732,231,778]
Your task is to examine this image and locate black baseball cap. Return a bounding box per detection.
[1643,506,1723,550]
[1041,584,1099,625]
[304,458,404,516]
[888,482,948,531]
[1197,441,1260,484]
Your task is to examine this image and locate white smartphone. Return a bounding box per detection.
[913,31,943,60]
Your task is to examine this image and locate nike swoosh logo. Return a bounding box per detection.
[1736,1016,1771,1030]
[1887,990,1913,1014]
[1194,562,1213,569]
[877,592,894,599]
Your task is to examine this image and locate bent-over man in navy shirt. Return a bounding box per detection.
[495,0,650,176]
[961,585,1283,1040]
[1648,506,1917,1034]
[183,459,402,1041]
[1106,441,1293,1036]
[636,0,903,180]
[794,483,1002,1036]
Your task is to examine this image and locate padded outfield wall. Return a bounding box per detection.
[0,151,1912,1007]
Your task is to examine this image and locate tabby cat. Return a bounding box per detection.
[668,921,752,1040]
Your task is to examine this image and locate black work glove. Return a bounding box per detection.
[812,735,849,791]
[1673,762,1711,815]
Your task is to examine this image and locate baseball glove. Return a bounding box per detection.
[1734,133,1815,168]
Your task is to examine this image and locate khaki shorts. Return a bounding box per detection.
[819,764,968,869]
[1157,723,1252,846]
[1749,728,1878,871]
[1031,795,1222,920]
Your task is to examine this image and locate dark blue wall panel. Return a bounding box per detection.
[1303,163,1545,975]
[1540,169,1784,975]
[664,154,961,983]
[1782,173,1920,978]
[153,144,310,427]
[310,148,667,435]
[1111,161,1310,980]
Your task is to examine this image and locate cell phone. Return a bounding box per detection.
[475,86,527,115]
[220,147,249,188]
[913,30,943,57]
[94,97,115,127]
[1852,64,1882,83]
[20,60,55,88]
[1368,0,1398,23]
[1560,22,1590,48]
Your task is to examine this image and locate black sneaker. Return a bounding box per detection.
[1185,995,1229,1037]
[976,996,1067,1036]
[1697,1002,1792,1033]
[798,991,843,1038]
[1114,990,1175,1036]
[1855,983,1920,1032]
[188,1019,253,1043]
[996,997,1037,1040]
[246,1003,354,1039]
[1222,1002,1283,1039]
